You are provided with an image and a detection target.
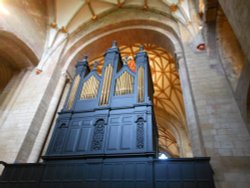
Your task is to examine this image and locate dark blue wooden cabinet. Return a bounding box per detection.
[0,158,215,188]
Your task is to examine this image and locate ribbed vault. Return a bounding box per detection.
[52,0,192,33]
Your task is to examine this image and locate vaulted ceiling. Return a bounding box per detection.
[51,0,192,34]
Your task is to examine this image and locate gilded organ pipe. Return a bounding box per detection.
[104,66,109,104]
[103,65,109,104]
[86,77,90,98]
[125,72,128,94]
[104,67,110,104]
[115,71,134,96]
[138,66,144,102]
[80,75,99,100]
[128,72,132,93]
[100,67,107,104]
[107,65,113,104]
[67,75,81,109]
[100,64,113,105]
[116,76,121,95]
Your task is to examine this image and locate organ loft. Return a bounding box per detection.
[0,42,215,188]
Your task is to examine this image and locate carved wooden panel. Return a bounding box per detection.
[91,119,105,151]
[77,127,92,151]
[136,118,144,149]
[51,123,68,154]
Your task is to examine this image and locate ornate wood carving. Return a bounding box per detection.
[91,119,105,151]
[136,118,144,149]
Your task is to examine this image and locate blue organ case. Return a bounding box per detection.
[46,42,157,159]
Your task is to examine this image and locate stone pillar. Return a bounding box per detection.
[27,72,69,162]
[40,79,72,159]
[176,51,206,156]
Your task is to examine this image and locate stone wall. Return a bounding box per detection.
[181,42,250,187]
[216,8,246,91]
[218,0,250,65]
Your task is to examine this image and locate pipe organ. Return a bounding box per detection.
[46,41,156,158]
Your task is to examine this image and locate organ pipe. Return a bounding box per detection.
[115,71,134,96]
[100,64,113,105]
[138,66,144,102]
[67,75,81,109]
[80,75,99,99]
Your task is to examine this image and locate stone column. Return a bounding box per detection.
[27,72,69,162]
[176,51,206,156]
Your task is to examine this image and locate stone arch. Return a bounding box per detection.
[0,30,39,66]
[59,9,185,73]
[56,16,199,157]
[0,31,38,85]
[62,21,183,76]
[0,30,39,106]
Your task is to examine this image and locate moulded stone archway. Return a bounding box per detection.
[38,8,205,159]
[55,19,200,157]
[0,30,39,108]
[0,31,39,93]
